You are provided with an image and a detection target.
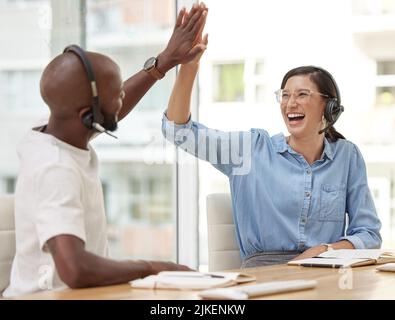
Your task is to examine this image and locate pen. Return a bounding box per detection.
[204,273,225,278]
[162,273,225,278]
[300,263,341,268]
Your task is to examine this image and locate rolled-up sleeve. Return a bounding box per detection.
[161,111,252,176]
[340,145,382,249]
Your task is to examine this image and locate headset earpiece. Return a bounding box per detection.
[82,111,94,129]
[324,98,343,123]
[314,66,344,135]
[63,44,117,139]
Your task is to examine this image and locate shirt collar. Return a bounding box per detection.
[272,133,334,161]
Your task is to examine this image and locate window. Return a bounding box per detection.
[0,70,42,111]
[1,176,16,194]
[5,177,15,193]
[128,168,172,224]
[87,0,178,261]
[255,60,265,75]
[376,87,395,106]
[376,60,395,107]
[213,62,245,102]
[253,59,266,104]
[378,60,395,74]
[0,0,52,196]
[353,0,395,15]
[255,85,266,103]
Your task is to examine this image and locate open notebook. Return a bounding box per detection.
[130,271,256,290]
[288,249,395,268]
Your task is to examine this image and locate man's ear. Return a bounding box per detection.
[79,107,94,130]
[78,106,91,120]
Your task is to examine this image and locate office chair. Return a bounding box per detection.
[0,194,15,293]
[206,193,241,271]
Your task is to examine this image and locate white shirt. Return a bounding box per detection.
[3,124,109,297]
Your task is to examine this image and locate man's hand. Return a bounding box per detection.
[157,2,208,73]
[118,2,208,121]
[291,245,327,261]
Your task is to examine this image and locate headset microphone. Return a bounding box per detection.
[92,123,118,139]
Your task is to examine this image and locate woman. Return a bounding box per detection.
[162,27,381,267]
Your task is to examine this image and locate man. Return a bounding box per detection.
[3,3,208,297]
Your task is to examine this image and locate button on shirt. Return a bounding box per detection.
[162,113,382,259]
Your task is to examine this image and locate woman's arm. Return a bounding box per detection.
[166,33,208,124]
[162,11,252,177]
[292,240,354,261]
[167,63,199,124]
[340,144,382,248]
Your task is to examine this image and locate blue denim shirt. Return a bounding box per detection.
[162,113,382,259]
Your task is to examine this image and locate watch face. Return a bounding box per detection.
[144,57,156,71]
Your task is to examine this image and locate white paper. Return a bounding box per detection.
[130,271,255,290]
[318,249,383,260]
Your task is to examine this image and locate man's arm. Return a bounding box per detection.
[47,235,190,289]
[118,3,208,121]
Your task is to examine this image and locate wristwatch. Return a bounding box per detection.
[143,56,165,80]
[321,243,334,251]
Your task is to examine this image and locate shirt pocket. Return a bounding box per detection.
[319,184,346,222]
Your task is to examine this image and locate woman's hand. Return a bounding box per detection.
[291,245,327,261]
[158,3,208,71]
[183,3,208,66]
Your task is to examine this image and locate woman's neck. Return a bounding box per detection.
[287,134,325,165]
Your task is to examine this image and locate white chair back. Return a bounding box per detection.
[206,193,241,271]
[0,194,15,293]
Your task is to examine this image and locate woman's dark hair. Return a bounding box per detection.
[280,66,345,142]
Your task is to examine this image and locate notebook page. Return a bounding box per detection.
[318,249,383,260]
[130,274,233,290]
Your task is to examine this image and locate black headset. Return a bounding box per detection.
[312,66,345,134]
[63,44,117,138]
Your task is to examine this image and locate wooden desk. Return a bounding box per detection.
[17,264,395,300]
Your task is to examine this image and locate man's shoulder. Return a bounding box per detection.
[18,134,84,179]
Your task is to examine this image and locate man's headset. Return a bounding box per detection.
[63,44,117,139]
[312,66,345,135]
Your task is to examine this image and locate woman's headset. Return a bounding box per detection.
[312,66,345,134]
[63,44,117,138]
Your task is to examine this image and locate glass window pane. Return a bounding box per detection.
[87,0,176,261]
[377,61,395,75]
[213,63,245,102]
[0,0,53,195]
[255,60,265,75]
[255,85,265,103]
[376,86,395,106]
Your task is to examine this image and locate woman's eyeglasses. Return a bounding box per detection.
[274,89,329,104]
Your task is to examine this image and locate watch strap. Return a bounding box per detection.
[321,243,334,251]
[148,66,165,80]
